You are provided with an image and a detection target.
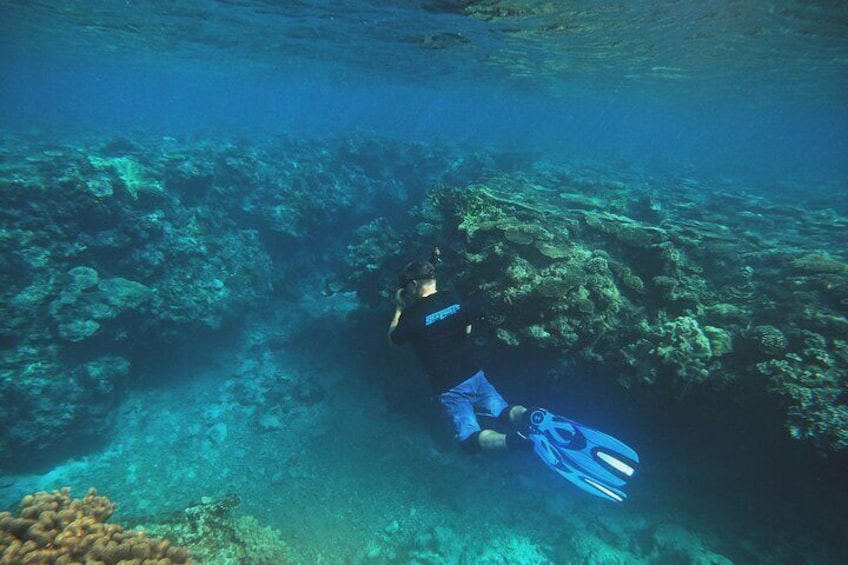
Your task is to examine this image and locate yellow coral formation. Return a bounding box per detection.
[0,488,190,565]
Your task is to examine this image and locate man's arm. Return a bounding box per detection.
[388,289,405,346]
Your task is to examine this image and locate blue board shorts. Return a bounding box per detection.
[436,370,509,442]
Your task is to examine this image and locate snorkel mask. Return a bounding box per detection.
[397,246,441,289]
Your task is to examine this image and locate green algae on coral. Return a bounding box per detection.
[621,271,646,294]
[791,252,847,274]
[534,241,572,259]
[89,155,164,199]
[503,228,535,245]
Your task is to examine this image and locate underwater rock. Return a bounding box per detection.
[147,494,291,564]
[99,136,142,156]
[48,267,153,342]
[584,210,666,248]
[165,155,215,203]
[629,191,666,224]
[0,351,129,462]
[568,530,634,564]
[650,523,733,565]
[79,355,131,396]
[363,521,552,564]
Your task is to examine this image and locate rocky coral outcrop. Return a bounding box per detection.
[347,168,848,452]
[48,266,153,342]
[756,331,848,451]
[362,520,551,564]
[0,354,130,457]
[1,132,508,467]
[0,136,276,463]
[146,494,291,564]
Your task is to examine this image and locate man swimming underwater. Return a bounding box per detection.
[387,247,640,502]
[388,247,533,453]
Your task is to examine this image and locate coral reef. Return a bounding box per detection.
[757,332,848,451]
[344,218,408,308]
[1,129,845,461]
[0,135,274,462]
[0,132,494,465]
[347,167,848,452]
[0,487,190,564]
[620,315,735,390]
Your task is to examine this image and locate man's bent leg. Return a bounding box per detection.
[497,405,528,428]
[492,404,534,452]
[437,382,483,452]
[509,405,528,423]
[443,372,532,453]
[478,429,507,451]
[477,428,533,452]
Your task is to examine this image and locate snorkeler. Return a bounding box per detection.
[388,247,640,502]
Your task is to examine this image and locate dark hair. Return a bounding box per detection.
[397,260,436,288]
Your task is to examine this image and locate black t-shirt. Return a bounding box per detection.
[390,291,480,394]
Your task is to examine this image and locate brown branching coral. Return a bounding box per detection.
[0,487,191,565]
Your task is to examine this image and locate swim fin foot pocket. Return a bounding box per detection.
[527,408,640,503]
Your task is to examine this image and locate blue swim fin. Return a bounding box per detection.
[527,408,639,503]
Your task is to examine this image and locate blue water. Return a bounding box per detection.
[2,1,847,185]
[1,1,847,563]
